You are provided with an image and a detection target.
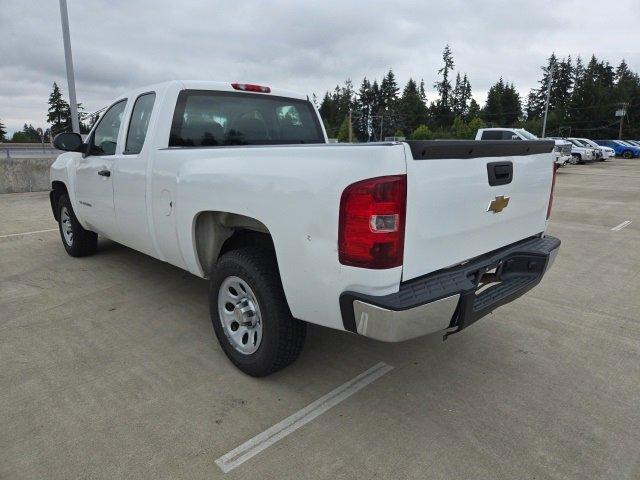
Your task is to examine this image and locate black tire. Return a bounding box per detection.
[57,194,98,257]
[209,247,306,377]
[622,150,633,159]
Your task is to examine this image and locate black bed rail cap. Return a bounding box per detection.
[405,139,555,160]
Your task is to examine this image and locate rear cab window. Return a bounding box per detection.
[169,90,325,147]
[481,130,509,140]
[125,92,156,155]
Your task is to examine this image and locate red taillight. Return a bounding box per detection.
[231,82,271,93]
[547,162,558,219]
[338,175,406,269]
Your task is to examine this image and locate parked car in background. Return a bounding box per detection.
[48,80,561,376]
[475,128,572,166]
[595,140,640,158]
[574,138,614,160]
[556,138,596,163]
[624,140,640,147]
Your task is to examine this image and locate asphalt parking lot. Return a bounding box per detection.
[1,158,639,480]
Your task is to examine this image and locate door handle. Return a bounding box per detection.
[98,169,111,177]
[486,161,513,186]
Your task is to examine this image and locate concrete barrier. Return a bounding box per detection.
[0,157,57,194]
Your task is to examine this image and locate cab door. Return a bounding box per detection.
[112,92,157,256]
[75,99,127,238]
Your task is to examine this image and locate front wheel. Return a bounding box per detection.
[622,150,633,159]
[57,194,98,257]
[209,247,306,377]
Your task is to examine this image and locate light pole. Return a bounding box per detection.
[58,0,80,134]
[617,103,628,140]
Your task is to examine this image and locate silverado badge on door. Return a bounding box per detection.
[488,195,510,213]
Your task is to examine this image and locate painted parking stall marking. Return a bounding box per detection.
[611,220,632,232]
[215,362,394,474]
[0,228,58,239]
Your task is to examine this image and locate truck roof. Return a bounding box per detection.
[113,80,309,102]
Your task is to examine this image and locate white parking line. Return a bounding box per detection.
[0,228,58,239]
[611,220,632,231]
[215,361,394,474]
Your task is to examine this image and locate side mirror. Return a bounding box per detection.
[53,132,84,152]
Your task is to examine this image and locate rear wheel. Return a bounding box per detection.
[57,194,98,257]
[209,246,306,377]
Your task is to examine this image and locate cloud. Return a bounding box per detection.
[1,0,638,133]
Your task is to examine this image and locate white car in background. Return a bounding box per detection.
[551,137,596,164]
[475,128,572,166]
[573,138,614,160]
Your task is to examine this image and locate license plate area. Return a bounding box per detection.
[463,253,546,310]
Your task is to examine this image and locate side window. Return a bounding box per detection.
[503,131,519,140]
[481,131,503,140]
[125,93,156,155]
[90,100,127,156]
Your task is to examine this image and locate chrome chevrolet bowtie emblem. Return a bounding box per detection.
[488,195,510,213]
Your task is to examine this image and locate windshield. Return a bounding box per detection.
[568,139,584,147]
[516,129,538,140]
[571,139,589,147]
[579,138,597,147]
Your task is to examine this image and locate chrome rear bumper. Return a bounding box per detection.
[353,295,460,342]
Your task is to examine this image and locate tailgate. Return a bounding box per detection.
[401,140,555,281]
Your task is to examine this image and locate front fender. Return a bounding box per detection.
[50,153,86,227]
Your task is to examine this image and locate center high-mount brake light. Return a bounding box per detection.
[231,82,271,93]
[338,175,406,269]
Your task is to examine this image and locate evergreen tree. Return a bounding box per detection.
[567,55,619,137]
[419,79,427,103]
[398,78,428,135]
[552,56,574,111]
[526,53,559,118]
[452,73,472,118]
[0,119,6,142]
[379,70,400,138]
[354,78,372,141]
[432,44,455,127]
[370,80,383,140]
[47,82,72,135]
[337,116,351,142]
[318,80,356,138]
[614,59,640,138]
[482,78,522,126]
[467,98,481,121]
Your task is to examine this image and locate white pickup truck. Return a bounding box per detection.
[50,81,560,376]
[475,128,573,166]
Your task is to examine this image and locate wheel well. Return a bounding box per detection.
[50,181,68,221]
[194,211,274,276]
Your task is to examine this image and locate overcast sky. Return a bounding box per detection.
[1,0,638,134]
